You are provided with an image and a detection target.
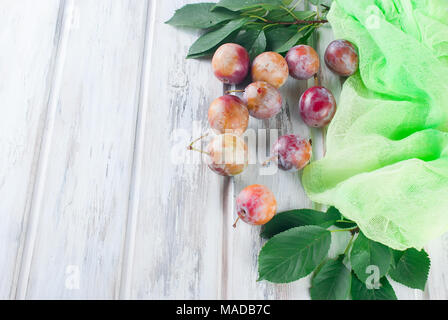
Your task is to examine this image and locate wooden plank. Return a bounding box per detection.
[222,3,339,300]
[425,234,448,299]
[0,0,61,299]
[125,0,227,299]
[223,82,313,299]
[17,0,149,299]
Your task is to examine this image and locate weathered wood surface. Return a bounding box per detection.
[0,0,447,300]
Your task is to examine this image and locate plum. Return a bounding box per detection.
[299,86,336,128]
[324,40,359,76]
[252,52,289,88]
[286,45,320,80]
[206,133,248,177]
[271,135,312,172]
[243,81,282,119]
[235,184,277,226]
[208,95,249,135]
[212,43,250,84]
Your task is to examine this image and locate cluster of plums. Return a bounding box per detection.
[190,40,359,226]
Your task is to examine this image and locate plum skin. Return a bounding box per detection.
[212,43,250,84]
[207,134,248,176]
[252,52,289,88]
[208,95,249,135]
[272,135,312,172]
[299,86,337,128]
[324,40,359,77]
[243,81,283,119]
[286,45,320,80]
[236,184,277,225]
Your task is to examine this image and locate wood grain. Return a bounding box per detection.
[125,0,226,299]
[0,0,446,300]
[221,15,348,299]
[0,0,62,299]
[17,0,149,299]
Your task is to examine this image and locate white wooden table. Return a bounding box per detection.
[1,0,447,300]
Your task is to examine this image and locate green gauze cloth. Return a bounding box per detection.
[302,0,448,250]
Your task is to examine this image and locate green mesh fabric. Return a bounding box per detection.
[302,0,448,250]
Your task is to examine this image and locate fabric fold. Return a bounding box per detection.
[302,0,448,250]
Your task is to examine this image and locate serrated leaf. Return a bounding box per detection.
[214,0,283,12]
[310,256,351,300]
[351,273,397,300]
[350,232,392,283]
[389,249,430,290]
[235,29,267,60]
[187,18,249,58]
[261,207,340,239]
[166,3,238,29]
[258,226,331,283]
[390,249,404,269]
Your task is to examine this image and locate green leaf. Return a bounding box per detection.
[214,0,283,12]
[235,29,267,60]
[389,248,430,290]
[186,32,239,59]
[166,3,238,29]
[265,24,315,53]
[390,249,404,268]
[351,273,397,300]
[350,232,392,283]
[258,226,331,283]
[274,29,304,53]
[334,221,357,229]
[187,18,249,58]
[261,207,340,239]
[265,25,296,51]
[310,256,351,300]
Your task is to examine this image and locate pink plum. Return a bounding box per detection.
[243,81,282,119]
[299,86,336,128]
[252,52,289,88]
[212,43,250,84]
[208,95,249,135]
[271,135,312,172]
[324,40,359,76]
[235,184,277,226]
[207,134,248,177]
[286,45,320,80]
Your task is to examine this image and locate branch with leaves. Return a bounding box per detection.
[166,0,332,59]
[258,207,431,300]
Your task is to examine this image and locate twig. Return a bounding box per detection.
[263,19,328,25]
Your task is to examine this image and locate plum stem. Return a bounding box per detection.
[225,89,245,94]
[314,74,320,87]
[343,233,356,256]
[187,134,210,155]
[233,217,240,229]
